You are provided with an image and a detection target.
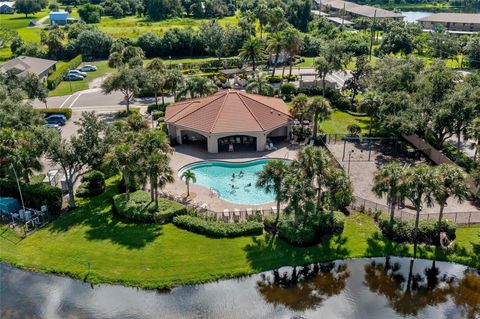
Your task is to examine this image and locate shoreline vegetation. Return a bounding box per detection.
[0,177,478,289]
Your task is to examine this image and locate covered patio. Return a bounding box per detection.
[165,90,293,153]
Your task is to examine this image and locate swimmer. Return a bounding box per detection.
[232,173,236,178]
[247,183,252,187]
[239,170,244,176]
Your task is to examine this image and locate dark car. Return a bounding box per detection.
[64,74,83,81]
[45,114,67,126]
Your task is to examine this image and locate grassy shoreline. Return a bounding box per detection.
[0,177,478,289]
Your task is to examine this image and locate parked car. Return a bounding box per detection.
[78,65,97,72]
[45,114,67,126]
[64,74,83,81]
[44,123,61,132]
[67,69,87,77]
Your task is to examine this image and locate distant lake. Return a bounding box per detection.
[401,11,432,23]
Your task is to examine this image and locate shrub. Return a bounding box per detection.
[267,212,345,247]
[283,74,297,81]
[113,190,187,224]
[75,170,105,198]
[266,75,282,83]
[0,179,63,216]
[47,55,83,89]
[377,214,456,246]
[280,83,297,100]
[442,143,476,173]
[147,103,169,113]
[173,215,263,238]
[37,108,73,120]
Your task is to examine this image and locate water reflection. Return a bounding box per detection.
[363,258,479,318]
[256,262,349,311]
[1,258,479,319]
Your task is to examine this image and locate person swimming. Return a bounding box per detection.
[232,173,236,178]
[245,182,252,187]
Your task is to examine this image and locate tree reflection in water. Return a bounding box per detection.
[363,257,480,317]
[256,262,349,311]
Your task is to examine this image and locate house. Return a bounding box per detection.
[49,11,70,25]
[0,56,57,82]
[0,1,14,14]
[165,90,293,153]
[317,0,404,21]
[418,13,480,34]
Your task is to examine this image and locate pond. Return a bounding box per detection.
[1,258,479,319]
[401,11,432,23]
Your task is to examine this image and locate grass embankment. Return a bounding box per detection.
[320,109,372,134]
[95,15,239,39]
[0,176,478,288]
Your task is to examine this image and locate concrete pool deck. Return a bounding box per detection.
[163,143,298,213]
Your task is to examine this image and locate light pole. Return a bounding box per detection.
[347,150,354,176]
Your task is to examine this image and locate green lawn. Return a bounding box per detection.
[320,109,373,134]
[95,15,239,39]
[0,10,49,30]
[0,176,478,288]
[48,61,115,97]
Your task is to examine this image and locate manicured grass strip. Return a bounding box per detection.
[0,177,478,289]
[320,109,371,134]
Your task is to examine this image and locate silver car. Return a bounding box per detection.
[68,69,87,77]
[78,65,97,72]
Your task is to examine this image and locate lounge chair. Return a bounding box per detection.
[234,208,241,222]
[223,209,230,223]
[246,208,253,217]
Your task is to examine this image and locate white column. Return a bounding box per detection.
[256,133,267,151]
[207,135,218,153]
[176,128,182,144]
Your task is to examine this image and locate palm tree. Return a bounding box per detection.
[239,36,266,72]
[164,69,184,102]
[307,96,332,140]
[466,117,480,162]
[359,91,381,136]
[432,164,469,244]
[178,76,217,100]
[246,72,272,96]
[256,159,289,223]
[181,169,196,197]
[146,70,166,107]
[145,153,174,206]
[326,167,353,217]
[372,162,405,223]
[110,141,139,194]
[282,26,303,78]
[315,56,331,97]
[267,32,284,77]
[291,94,309,134]
[402,165,435,257]
[316,39,350,97]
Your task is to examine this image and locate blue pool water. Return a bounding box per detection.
[179,159,278,205]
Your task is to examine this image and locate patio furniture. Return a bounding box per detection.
[223,209,230,223]
[246,208,253,217]
[228,144,234,152]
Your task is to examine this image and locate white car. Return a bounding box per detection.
[78,65,97,72]
[68,69,87,77]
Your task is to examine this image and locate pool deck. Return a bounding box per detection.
[164,143,298,212]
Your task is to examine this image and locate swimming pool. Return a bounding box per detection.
[178,159,281,205]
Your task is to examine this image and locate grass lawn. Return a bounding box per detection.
[0,10,49,30]
[95,15,239,39]
[48,61,115,97]
[0,176,478,288]
[320,109,374,135]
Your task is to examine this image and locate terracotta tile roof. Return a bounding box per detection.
[165,90,292,134]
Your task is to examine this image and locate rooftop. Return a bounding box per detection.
[0,56,57,77]
[319,0,404,19]
[0,2,14,7]
[417,13,480,24]
[165,90,292,134]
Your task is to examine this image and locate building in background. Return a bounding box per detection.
[418,13,480,34]
[316,0,404,21]
[49,11,70,25]
[0,1,14,14]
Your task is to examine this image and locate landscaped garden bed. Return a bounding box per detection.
[173,215,263,238]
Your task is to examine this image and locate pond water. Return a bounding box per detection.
[178,159,281,205]
[1,258,479,319]
[401,11,433,23]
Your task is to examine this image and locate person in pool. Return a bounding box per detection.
[245,182,251,187]
[232,173,236,179]
[239,170,244,176]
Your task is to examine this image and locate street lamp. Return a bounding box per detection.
[347,150,354,176]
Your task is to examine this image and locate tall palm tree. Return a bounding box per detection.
[291,94,309,134]
[178,76,217,100]
[282,26,303,78]
[239,36,266,72]
[246,72,272,96]
[372,162,405,223]
[145,153,174,206]
[466,117,480,162]
[256,159,289,223]
[181,169,196,197]
[432,164,469,244]
[110,141,139,194]
[326,167,353,217]
[315,56,330,98]
[402,165,435,258]
[359,91,381,136]
[164,69,184,102]
[316,39,350,97]
[147,70,166,106]
[307,96,332,140]
[267,32,284,77]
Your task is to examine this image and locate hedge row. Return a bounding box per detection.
[37,108,73,119]
[377,214,456,246]
[113,190,186,224]
[265,212,345,247]
[442,143,476,173]
[0,179,63,216]
[47,55,83,89]
[173,215,263,238]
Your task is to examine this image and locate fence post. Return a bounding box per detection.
[454,213,457,224]
[468,212,471,226]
